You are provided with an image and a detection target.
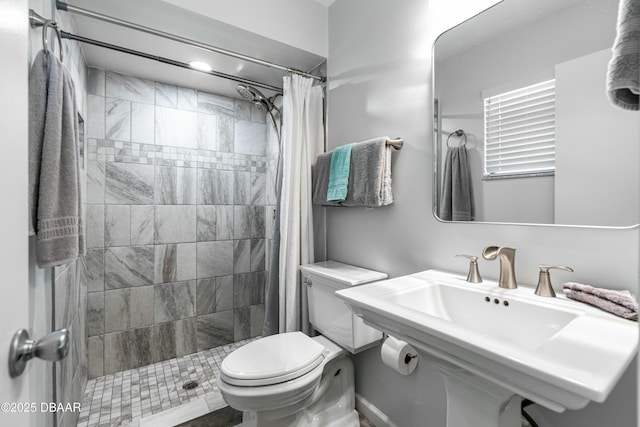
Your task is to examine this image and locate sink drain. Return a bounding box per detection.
[183,380,199,391]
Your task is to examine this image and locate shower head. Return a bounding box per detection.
[236,84,282,140]
[237,84,268,103]
[236,84,279,112]
[253,100,269,112]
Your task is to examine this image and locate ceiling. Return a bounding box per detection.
[311,0,337,6]
[434,0,586,61]
[66,0,326,99]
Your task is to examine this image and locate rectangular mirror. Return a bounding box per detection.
[433,0,639,227]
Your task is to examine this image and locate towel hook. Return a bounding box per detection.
[42,19,64,63]
[446,129,467,148]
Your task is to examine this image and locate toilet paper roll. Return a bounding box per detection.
[380,336,418,375]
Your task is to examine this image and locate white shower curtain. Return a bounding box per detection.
[278,74,324,333]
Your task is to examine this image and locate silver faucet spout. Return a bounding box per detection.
[482,246,517,289]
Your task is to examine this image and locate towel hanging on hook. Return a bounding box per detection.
[441,128,475,221]
[41,20,64,63]
[446,129,467,148]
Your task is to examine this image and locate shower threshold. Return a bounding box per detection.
[77,338,256,427]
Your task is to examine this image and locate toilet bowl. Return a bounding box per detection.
[218,333,356,427]
[217,261,387,427]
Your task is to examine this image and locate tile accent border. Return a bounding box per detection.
[88,139,267,172]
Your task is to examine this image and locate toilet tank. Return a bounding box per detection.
[301,261,387,353]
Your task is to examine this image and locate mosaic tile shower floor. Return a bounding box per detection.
[77,339,256,427]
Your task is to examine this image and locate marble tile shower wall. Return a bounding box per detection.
[50,8,89,427]
[85,68,268,377]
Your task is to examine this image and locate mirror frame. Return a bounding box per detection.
[431,1,639,230]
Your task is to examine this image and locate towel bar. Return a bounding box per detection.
[386,138,404,150]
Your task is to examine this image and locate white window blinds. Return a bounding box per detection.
[483,79,556,178]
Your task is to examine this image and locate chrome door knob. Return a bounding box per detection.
[8,328,70,378]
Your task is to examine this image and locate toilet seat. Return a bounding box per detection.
[220,332,326,387]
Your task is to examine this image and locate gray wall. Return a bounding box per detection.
[85,69,267,376]
[555,49,640,226]
[327,0,638,426]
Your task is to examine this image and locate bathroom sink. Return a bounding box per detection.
[386,280,582,351]
[336,270,638,417]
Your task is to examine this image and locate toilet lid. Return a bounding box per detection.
[220,332,325,386]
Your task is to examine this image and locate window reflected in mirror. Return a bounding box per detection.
[433,0,639,227]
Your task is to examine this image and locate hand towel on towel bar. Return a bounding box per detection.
[563,282,638,320]
[327,143,354,202]
[312,136,398,207]
[28,50,85,267]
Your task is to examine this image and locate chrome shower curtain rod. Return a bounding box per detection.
[64,31,284,93]
[29,9,283,92]
[55,1,324,82]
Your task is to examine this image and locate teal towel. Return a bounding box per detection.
[327,143,354,202]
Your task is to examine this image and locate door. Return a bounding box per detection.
[0,1,51,426]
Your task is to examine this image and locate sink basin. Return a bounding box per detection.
[387,281,579,351]
[336,270,638,426]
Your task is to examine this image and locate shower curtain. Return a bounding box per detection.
[274,74,324,334]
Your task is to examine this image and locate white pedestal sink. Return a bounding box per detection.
[336,270,638,427]
[439,367,521,427]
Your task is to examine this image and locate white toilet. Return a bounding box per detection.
[217,261,387,427]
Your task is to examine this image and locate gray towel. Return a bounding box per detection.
[607,0,640,110]
[29,50,85,267]
[440,145,475,221]
[563,282,638,321]
[312,137,396,207]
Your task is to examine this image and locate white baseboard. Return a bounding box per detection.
[355,393,398,427]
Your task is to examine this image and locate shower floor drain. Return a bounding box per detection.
[182,380,199,391]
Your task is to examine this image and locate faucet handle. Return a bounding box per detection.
[455,254,483,283]
[535,265,574,297]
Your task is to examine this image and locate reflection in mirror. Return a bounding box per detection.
[433,0,639,227]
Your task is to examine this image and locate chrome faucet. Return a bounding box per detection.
[455,254,483,283]
[535,265,574,297]
[482,246,517,289]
